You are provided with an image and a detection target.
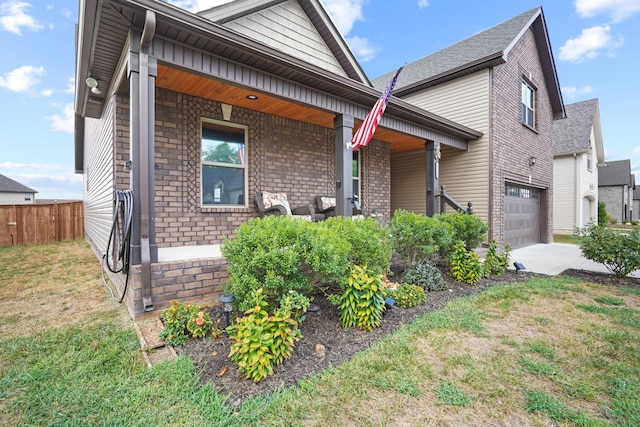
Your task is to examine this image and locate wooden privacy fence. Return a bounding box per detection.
[0,201,83,246]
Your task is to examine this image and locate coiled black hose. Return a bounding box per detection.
[102,189,133,303]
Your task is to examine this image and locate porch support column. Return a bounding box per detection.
[425,139,440,216]
[334,114,354,217]
[128,12,157,311]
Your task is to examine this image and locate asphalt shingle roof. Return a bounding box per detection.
[0,174,37,193]
[553,98,598,155]
[598,160,632,187]
[371,7,541,91]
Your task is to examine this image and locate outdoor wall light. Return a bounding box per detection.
[219,294,235,327]
[85,76,102,94]
[529,155,537,167]
[513,262,526,273]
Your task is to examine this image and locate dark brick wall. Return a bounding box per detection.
[490,27,554,245]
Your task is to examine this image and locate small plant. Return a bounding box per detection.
[227,288,301,382]
[483,239,512,275]
[436,382,472,406]
[449,241,485,285]
[578,223,640,277]
[384,283,426,308]
[401,260,445,291]
[597,202,608,226]
[278,290,311,322]
[159,300,214,346]
[186,310,214,338]
[335,265,385,331]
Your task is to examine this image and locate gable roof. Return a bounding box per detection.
[598,160,632,187]
[0,174,37,194]
[372,6,565,119]
[553,98,604,162]
[198,0,369,85]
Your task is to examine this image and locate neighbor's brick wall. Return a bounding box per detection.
[490,26,554,246]
[599,186,625,222]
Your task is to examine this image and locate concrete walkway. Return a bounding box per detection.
[508,242,640,278]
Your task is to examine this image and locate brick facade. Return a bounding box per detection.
[107,88,391,319]
[490,27,554,245]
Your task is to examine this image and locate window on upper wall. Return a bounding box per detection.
[521,80,535,128]
[201,119,247,207]
[352,150,361,199]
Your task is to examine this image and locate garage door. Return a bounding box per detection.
[505,184,540,248]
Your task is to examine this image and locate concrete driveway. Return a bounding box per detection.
[508,242,640,278]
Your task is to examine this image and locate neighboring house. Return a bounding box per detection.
[372,6,565,249]
[0,174,37,205]
[633,186,640,220]
[552,99,604,234]
[74,0,482,319]
[598,160,635,223]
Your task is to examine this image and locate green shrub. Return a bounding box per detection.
[159,300,215,346]
[384,283,426,308]
[222,216,349,311]
[483,239,512,275]
[438,212,489,252]
[227,288,302,382]
[578,223,640,277]
[401,260,446,291]
[334,265,385,331]
[449,241,485,285]
[389,209,453,265]
[320,216,393,276]
[597,201,607,226]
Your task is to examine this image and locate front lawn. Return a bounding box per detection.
[1,241,638,426]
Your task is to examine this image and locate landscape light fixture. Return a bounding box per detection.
[85,76,102,94]
[513,262,526,273]
[529,155,537,167]
[219,294,235,327]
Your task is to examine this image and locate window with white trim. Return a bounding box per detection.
[521,80,535,128]
[201,119,247,207]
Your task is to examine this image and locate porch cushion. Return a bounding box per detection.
[262,191,292,215]
[319,197,336,211]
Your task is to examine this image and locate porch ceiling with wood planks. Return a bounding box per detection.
[156,65,427,154]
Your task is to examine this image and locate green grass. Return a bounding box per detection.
[1,242,639,426]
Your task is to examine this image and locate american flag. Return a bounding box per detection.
[351,66,404,151]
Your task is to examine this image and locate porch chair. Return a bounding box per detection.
[315,196,337,221]
[255,191,315,221]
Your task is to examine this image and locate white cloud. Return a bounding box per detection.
[167,0,232,13]
[346,36,379,62]
[46,103,74,133]
[418,0,429,8]
[561,85,594,99]
[0,161,65,171]
[559,25,623,62]
[321,0,364,35]
[0,65,44,92]
[575,0,640,22]
[0,1,43,34]
[64,76,75,94]
[40,88,52,97]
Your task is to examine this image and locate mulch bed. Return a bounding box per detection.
[175,267,639,406]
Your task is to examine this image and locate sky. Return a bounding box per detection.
[0,0,639,200]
